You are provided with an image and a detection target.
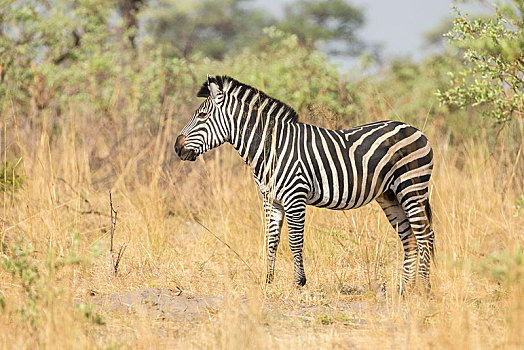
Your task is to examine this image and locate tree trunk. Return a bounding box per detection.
[119,0,143,49]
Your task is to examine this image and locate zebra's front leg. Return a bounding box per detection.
[285,200,307,287]
[264,200,285,284]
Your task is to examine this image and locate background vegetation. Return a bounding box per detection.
[1,0,523,348]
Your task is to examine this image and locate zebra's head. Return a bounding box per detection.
[175,75,230,161]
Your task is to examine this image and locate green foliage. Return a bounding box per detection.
[0,0,116,107]
[278,0,365,55]
[1,240,40,323]
[76,303,105,325]
[0,292,5,310]
[477,246,524,288]
[514,194,524,216]
[219,27,356,122]
[0,0,198,129]
[348,53,491,144]
[143,0,365,60]
[438,2,524,123]
[143,0,271,59]
[0,159,24,192]
[1,234,103,326]
[0,0,513,152]
[317,312,333,325]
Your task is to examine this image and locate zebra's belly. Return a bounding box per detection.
[305,182,382,210]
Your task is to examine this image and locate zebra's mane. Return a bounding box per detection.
[197,75,299,123]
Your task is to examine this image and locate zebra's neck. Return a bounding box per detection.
[226,89,296,181]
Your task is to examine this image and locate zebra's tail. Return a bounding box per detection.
[425,200,436,263]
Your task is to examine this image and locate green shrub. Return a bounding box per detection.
[477,246,523,289]
[0,160,24,192]
[438,2,524,124]
[1,234,102,326]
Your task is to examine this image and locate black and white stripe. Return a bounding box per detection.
[175,75,435,292]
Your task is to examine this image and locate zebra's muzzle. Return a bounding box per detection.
[175,135,198,161]
[181,149,198,161]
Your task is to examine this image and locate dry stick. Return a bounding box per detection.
[109,190,116,274]
[109,190,127,276]
[2,91,8,255]
[193,219,258,281]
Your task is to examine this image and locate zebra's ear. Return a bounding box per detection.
[208,81,221,103]
[197,75,222,102]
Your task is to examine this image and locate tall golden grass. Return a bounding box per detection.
[1,86,523,349]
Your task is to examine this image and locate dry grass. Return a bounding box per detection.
[1,91,524,349]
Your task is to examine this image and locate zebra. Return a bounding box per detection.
[175,75,435,293]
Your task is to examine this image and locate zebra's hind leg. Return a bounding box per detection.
[396,186,435,293]
[376,190,417,294]
[401,196,434,293]
[264,199,285,284]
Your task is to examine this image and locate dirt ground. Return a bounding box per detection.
[91,288,223,321]
[90,286,383,328]
[87,285,391,348]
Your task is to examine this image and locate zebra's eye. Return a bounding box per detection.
[196,112,207,119]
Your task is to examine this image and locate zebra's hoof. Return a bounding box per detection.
[398,283,414,297]
[295,276,307,287]
[422,283,433,297]
[265,274,274,284]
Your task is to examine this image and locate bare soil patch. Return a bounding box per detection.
[91,286,384,326]
[92,288,223,321]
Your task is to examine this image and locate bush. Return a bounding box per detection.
[438,2,524,124]
[1,234,102,326]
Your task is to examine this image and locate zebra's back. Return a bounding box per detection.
[291,120,432,210]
